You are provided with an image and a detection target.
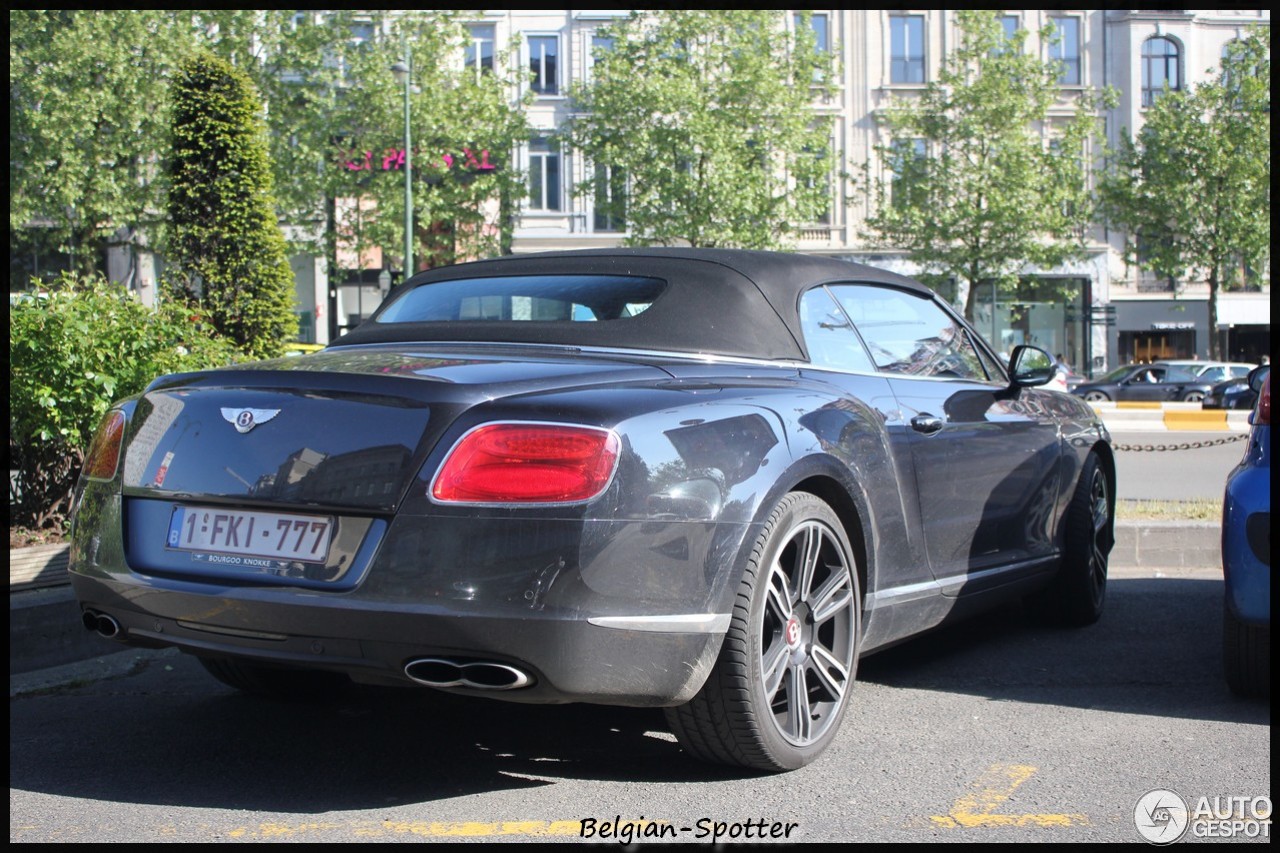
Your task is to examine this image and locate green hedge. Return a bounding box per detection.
[9,273,240,529]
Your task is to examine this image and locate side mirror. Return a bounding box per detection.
[1248,365,1270,393]
[1008,345,1055,388]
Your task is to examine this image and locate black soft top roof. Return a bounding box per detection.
[330,248,932,361]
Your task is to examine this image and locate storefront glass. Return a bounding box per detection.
[972,277,1088,374]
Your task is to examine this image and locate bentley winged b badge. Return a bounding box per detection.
[221,408,281,434]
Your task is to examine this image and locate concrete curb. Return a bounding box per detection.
[1111,520,1219,571]
[1088,402,1252,432]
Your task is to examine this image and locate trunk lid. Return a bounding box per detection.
[120,346,670,513]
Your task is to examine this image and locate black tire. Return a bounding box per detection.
[665,492,860,772]
[1223,604,1270,699]
[1027,453,1113,626]
[1182,391,1205,403]
[1082,390,1110,403]
[199,656,350,700]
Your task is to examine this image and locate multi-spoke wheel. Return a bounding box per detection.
[1082,390,1110,403]
[1027,453,1112,626]
[1182,391,1206,403]
[666,492,860,771]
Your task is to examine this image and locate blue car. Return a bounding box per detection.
[1222,366,1270,698]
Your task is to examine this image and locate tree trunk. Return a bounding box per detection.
[1206,266,1221,361]
[960,276,976,324]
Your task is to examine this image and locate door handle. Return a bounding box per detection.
[911,414,944,434]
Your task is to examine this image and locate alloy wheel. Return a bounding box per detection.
[758,519,856,746]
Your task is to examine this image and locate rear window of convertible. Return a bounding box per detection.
[375,275,667,324]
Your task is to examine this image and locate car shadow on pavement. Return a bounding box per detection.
[858,576,1269,724]
[9,653,753,813]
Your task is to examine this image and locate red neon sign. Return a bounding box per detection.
[341,146,497,173]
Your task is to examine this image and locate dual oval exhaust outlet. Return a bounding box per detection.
[403,657,533,691]
[81,609,121,639]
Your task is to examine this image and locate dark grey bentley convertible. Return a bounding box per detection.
[69,248,1115,771]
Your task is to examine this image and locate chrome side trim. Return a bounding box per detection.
[938,556,1060,594]
[588,613,731,633]
[866,555,1061,609]
[864,578,943,610]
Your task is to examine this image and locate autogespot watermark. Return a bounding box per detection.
[1134,789,1271,844]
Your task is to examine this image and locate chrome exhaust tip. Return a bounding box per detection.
[95,613,121,639]
[404,657,533,690]
[82,610,121,639]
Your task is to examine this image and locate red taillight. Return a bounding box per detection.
[1257,374,1270,426]
[431,423,620,504]
[83,410,127,481]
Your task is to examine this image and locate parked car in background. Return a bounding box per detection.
[1221,366,1270,698]
[1202,367,1269,411]
[1047,354,1085,394]
[66,248,1116,772]
[1155,360,1255,385]
[1071,363,1216,403]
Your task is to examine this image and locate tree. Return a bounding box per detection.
[864,11,1110,320]
[168,52,298,358]
[323,12,533,269]
[8,10,195,278]
[562,10,837,249]
[10,12,533,281]
[1100,31,1270,360]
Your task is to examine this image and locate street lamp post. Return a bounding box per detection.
[390,52,413,279]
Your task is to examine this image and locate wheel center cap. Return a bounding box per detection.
[785,616,802,649]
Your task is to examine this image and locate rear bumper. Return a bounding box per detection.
[1222,465,1270,626]
[69,572,722,705]
[68,491,747,706]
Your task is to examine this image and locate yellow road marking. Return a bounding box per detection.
[226,820,587,839]
[930,764,1089,828]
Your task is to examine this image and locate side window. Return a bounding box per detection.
[830,285,990,381]
[799,287,876,373]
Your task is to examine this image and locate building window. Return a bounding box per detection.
[528,35,559,95]
[1049,16,1081,85]
[890,138,927,209]
[593,164,627,232]
[466,24,495,77]
[795,12,830,55]
[795,11,830,82]
[1141,36,1181,106]
[992,14,1019,56]
[589,33,614,82]
[890,15,925,84]
[331,20,374,82]
[592,34,614,65]
[528,137,561,211]
[803,144,833,225]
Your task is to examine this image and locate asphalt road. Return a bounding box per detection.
[10,565,1268,843]
[1111,430,1249,502]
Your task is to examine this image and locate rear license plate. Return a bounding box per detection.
[167,506,333,563]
